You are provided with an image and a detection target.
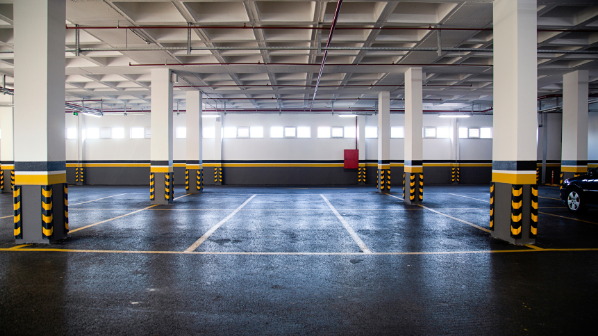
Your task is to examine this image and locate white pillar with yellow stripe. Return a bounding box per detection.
[561,70,589,180]
[377,91,390,193]
[186,90,203,194]
[404,67,423,204]
[491,0,538,244]
[13,0,68,243]
[150,68,174,204]
[0,94,14,193]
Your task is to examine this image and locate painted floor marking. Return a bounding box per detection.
[538,196,562,201]
[173,194,191,201]
[184,194,257,253]
[2,247,598,256]
[0,215,13,219]
[69,204,158,233]
[525,244,544,250]
[448,193,489,203]
[69,193,127,206]
[321,194,372,254]
[538,211,598,225]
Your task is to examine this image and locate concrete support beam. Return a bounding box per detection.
[491,0,538,245]
[150,68,174,204]
[404,68,423,204]
[185,91,203,194]
[358,115,366,185]
[560,70,589,181]
[13,0,68,243]
[75,114,85,185]
[377,91,390,193]
[214,113,223,185]
[0,94,13,193]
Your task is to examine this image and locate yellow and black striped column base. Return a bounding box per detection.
[0,169,3,192]
[214,167,223,185]
[185,168,203,194]
[75,166,84,185]
[404,172,423,204]
[451,166,460,184]
[14,183,68,244]
[150,172,174,205]
[490,182,537,245]
[11,170,15,190]
[357,166,366,185]
[1,167,13,193]
[377,168,391,194]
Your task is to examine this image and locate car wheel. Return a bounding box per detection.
[566,189,585,212]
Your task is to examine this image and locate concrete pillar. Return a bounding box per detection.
[377,91,390,193]
[213,113,223,185]
[452,118,460,184]
[404,68,423,204]
[0,94,13,193]
[75,114,85,185]
[185,91,203,194]
[491,0,538,245]
[357,115,366,185]
[150,68,174,204]
[13,0,68,243]
[560,70,589,181]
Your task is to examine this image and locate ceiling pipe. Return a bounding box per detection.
[202,97,444,101]
[130,62,492,67]
[311,0,343,111]
[84,109,492,114]
[174,84,473,88]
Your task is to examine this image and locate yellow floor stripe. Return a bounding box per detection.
[538,211,598,225]
[525,244,543,250]
[69,204,158,233]
[8,244,33,250]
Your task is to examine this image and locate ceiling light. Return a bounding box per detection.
[438,115,470,118]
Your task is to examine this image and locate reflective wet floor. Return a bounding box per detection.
[1,185,597,335]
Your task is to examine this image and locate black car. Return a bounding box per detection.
[560,168,598,212]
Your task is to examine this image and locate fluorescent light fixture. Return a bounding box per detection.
[438,115,470,118]
[338,114,357,117]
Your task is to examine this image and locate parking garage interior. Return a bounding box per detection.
[1,0,598,334]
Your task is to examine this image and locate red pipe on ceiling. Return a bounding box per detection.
[129,62,492,67]
[73,109,491,114]
[174,84,473,88]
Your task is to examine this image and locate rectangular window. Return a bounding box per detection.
[284,126,296,138]
[458,127,468,139]
[344,126,356,138]
[250,126,263,138]
[223,127,237,138]
[237,127,249,138]
[270,126,284,138]
[424,127,436,138]
[100,128,111,139]
[87,127,100,139]
[130,127,144,139]
[331,127,344,138]
[66,128,77,139]
[480,127,492,139]
[203,126,215,138]
[390,126,404,139]
[112,127,125,139]
[436,127,451,139]
[365,126,377,138]
[317,126,331,138]
[175,127,186,139]
[468,128,480,138]
[297,126,311,138]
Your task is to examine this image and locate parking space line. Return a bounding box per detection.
[448,193,489,203]
[69,204,158,233]
[69,193,127,206]
[184,194,257,253]
[321,194,372,254]
[525,244,543,250]
[538,211,598,225]
[538,196,562,201]
[0,215,12,219]
[418,205,491,233]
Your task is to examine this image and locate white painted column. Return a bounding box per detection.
[404,67,423,204]
[213,113,223,185]
[150,68,174,204]
[491,0,538,244]
[185,90,203,193]
[561,70,589,179]
[377,91,390,193]
[13,0,68,242]
[0,94,13,193]
[357,115,366,184]
[75,114,85,185]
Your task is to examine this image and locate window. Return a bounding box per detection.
[250,126,263,138]
[365,126,377,138]
[203,126,215,138]
[297,126,311,138]
[284,127,296,138]
[223,127,237,138]
[468,128,480,138]
[344,126,356,138]
[270,126,284,138]
[390,126,404,139]
[480,127,492,139]
[175,127,186,139]
[436,127,451,139]
[237,127,249,138]
[424,127,436,138]
[458,127,468,139]
[331,127,344,138]
[112,127,125,139]
[66,128,77,139]
[100,128,111,139]
[317,126,331,138]
[87,128,99,139]
[130,127,144,139]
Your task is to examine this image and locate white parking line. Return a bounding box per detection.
[447,193,489,203]
[69,193,127,206]
[321,194,372,254]
[184,194,257,253]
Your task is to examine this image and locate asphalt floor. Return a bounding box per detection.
[1,185,597,335]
